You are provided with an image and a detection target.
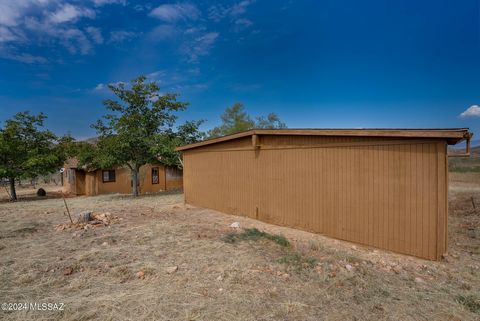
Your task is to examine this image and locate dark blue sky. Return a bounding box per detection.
[0,0,479,139]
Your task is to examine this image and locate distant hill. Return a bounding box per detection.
[83,137,99,144]
[472,145,480,158]
[449,141,480,172]
[448,139,480,158]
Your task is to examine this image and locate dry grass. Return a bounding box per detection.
[1,174,479,321]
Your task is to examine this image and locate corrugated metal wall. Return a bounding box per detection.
[183,135,448,260]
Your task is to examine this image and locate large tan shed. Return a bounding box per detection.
[178,129,472,260]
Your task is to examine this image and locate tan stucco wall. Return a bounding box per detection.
[95,164,169,195]
[63,162,183,196]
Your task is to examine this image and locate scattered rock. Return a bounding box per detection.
[414,277,424,283]
[392,266,402,274]
[36,188,46,197]
[102,242,108,246]
[467,228,478,239]
[230,222,240,228]
[55,212,119,232]
[216,275,223,281]
[75,211,92,223]
[63,267,73,276]
[442,254,452,263]
[136,271,145,279]
[166,266,178,274]
[345,264,354,272]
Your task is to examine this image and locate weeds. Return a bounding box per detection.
[308,240,322,251]
[456,294,480,314]
[334,251,363,264]
[222,233,237,244]
[449,166,480,173]
[278,253,317,271]
[0,226,38,239]
[449,158,480,173]
[222,228,290,247]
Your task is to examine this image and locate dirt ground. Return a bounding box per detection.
[0,173,479,321]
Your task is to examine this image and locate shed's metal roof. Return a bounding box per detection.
[177,128,472,151]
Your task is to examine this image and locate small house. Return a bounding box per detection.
[62,158,182,196]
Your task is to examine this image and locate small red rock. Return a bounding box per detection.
[63,267,73,275]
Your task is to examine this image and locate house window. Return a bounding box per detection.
[152,167,159,184]
[102,170,116,183]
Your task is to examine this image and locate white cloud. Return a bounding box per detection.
[150,3,200,22]
[147,25,177,41]
[0,51,47,64]
[146,70,166,79]
[0,1,38,27]
[60,28,93,54]
[208,0,255,21]
[108,30,137,43]
[207,5,228,22]
[23,16,94,54]
[0,26,22,42]
[230,0,255,16]
[143,68,208,92]
[459,105,480,118]
[234,18,253,29]
[94,81,125,91]
[92,0,126,6]
[49,4,95,24]
[0,1,50,44]
[94,83,106,90]
[182,32,218,62]
[86,26,103,44]
[0,1,107,62]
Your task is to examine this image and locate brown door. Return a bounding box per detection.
[75,171,86,195]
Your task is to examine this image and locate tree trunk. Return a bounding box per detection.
[132,168,139,197]
[9,178,17,201]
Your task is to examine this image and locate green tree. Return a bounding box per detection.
[0,112,66,201]
[255,113,287,129]
[86,75,188,197]
[207,103,286,138]
[153,120,206,168]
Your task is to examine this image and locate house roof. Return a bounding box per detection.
[176,128,473,151]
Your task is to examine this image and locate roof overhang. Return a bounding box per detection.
[176,128,473,151]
